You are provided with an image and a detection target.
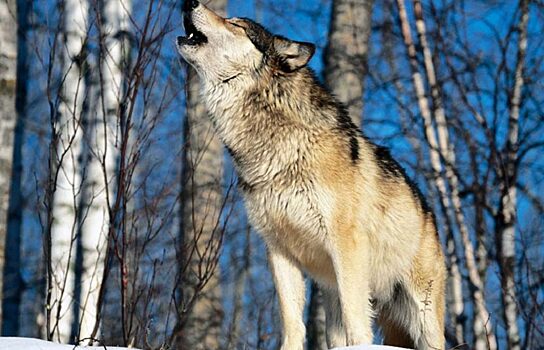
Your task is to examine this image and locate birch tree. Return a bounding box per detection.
[90,0,131,342]
[49,0,89,342]
[395,1,497,348]
[0,0,540,348]
[0,0,17,330]
[72,0,130,341]
[496,0,529,348]
[398,0,469,346]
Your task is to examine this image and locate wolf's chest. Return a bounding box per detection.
[242,183,337,285]
[232,129,332,243]
[243,176,332,232]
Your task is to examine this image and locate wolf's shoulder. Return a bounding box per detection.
[367,141,433,215]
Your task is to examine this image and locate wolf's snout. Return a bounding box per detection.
[183,0,199,11]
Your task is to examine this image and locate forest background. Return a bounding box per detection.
[0,0,542,349]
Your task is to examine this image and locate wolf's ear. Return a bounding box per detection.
[273,36,315,72]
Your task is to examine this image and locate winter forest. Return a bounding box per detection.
[0,0,543,349]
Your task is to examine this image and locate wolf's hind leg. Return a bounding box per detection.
[378,315,415,348]
[322,287,347,348]
[413,283,445,350]
[409,234,446,350]
[381,280,445,350]
[268,248,306,350]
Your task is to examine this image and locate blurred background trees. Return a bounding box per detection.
[0,0,17,333]
[0,0,543,349]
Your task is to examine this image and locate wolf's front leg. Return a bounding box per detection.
[268,248,306,350]
[329,228,373,345]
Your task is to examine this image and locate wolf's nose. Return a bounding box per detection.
[183,0,199,11]
[177,36,184,46]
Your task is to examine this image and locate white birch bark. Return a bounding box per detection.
[50,0,88,342]
[409,1,473,346]
[0,0,17,329]
[389,35,466,345]
[445,228,464,345]
[497,1,528,349]
[396,1,497,348]
[411,2,499,347]
[75,0,130,340]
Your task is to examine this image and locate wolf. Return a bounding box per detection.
[176,1,446,349]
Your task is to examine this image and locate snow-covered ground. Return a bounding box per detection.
[0,337,138,349]
[0,337,410,349]
[333,346,410,350]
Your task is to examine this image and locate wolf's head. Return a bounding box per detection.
[177,0,315,84]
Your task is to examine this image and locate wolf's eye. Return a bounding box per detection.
[230,22,246,29]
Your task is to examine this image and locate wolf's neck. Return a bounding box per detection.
[201,79,248,121]
[201,69,342,155]
[208,70,333,121]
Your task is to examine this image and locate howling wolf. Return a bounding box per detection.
[177,1,446,349]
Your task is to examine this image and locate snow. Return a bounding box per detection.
[333,347,410,350]
[0,337,409,350]
[0,337,139,349]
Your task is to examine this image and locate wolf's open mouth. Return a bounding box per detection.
[178,14,207,46]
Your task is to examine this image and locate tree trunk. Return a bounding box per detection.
[1,0,30,337]
[49,0,89,342]
[496,1,528,349]
[177,69,225,350]
[306,1,374,348]
[175,1,227,348]
[395,0,497,348]
[73,0,130,342]
[0,0,18,333]
[323,0,374,127]
[383,18,466,345]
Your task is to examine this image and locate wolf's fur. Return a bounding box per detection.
[177,2,446,349]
